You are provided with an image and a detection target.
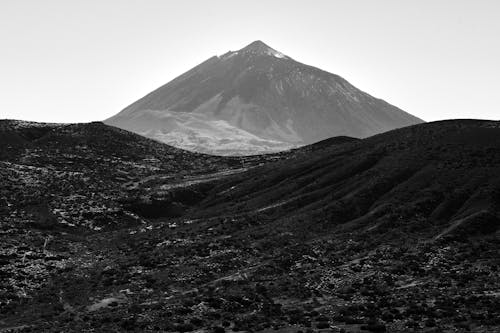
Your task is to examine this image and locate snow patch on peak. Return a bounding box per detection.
[268,49,286,59]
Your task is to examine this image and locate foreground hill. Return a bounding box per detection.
[1,120,499,333]
[0,119,301,329]
[0,119,294,230]
[106,41,422,155]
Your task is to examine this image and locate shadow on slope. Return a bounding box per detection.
[187,120,500,241]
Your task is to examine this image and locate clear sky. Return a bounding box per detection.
[1,0,499,123]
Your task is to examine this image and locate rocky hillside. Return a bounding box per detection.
[192,119,500,241]
[0,119,294,231]
[105,41,422,155]
[0,119,300,330]
[1,120,499,333]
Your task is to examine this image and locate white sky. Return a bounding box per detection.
[1,0,499,123]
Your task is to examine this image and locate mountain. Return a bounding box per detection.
[105,41,423,155]
[2,119,499,332]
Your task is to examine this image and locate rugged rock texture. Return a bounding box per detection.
[2,120,499,333]
[193,119,500,240]
[105,41,423,155]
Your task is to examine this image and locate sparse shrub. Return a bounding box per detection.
[316,321,329,329]
[120,317,137,331]
[190,317,203,327]
[174,323,195,332]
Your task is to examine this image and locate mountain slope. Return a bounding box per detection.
[0,119,292,232]
[105,41,423,155]
[0,119,299,322]
[189,119,500,240]
[1,120,500,333]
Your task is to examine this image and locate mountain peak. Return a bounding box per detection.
[243,40,272,50]
[239,40,288,59]
[106,41,423,155]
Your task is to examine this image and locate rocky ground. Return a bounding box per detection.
[0,120,499,332]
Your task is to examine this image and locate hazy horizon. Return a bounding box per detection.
[1,0,499,124]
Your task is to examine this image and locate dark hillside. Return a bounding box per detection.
[191,120,500,241]
[1,120,499,332]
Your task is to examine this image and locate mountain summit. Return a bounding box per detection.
[236,40,289,58]
[105,41,423,155]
